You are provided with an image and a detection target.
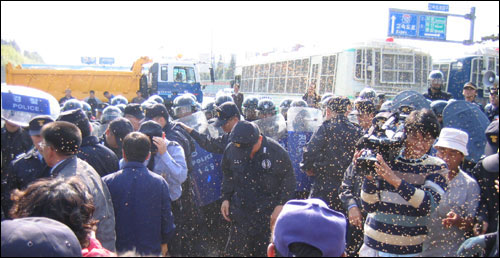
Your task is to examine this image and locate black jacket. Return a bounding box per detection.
[221,136,295,226]
[423,88,452,101]
[302,115,363,190]
[1,127,33,169]
[1,148,51,215]
[78,136,119,177]
[190,130,230,154]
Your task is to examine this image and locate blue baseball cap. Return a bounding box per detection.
[1,217,82,257]
[273,198,347,257]
[214,102,240,127]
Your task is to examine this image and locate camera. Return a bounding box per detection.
[355,105,414,176]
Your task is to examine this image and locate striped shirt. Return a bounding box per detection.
[361,152,448,255]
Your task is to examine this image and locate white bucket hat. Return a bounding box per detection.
[434,128,469,156]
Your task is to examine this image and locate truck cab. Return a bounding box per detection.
[144,61,203,106]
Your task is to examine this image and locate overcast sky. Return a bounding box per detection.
[2,1,499,65]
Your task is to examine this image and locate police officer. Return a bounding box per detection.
[1,115,53,216]
[215,94,234,107]
[179,102,241,155]
[485,85,499,122]
[123,103,145,131]
[143,103,203,257]
[301,96,363,211]
[221,121,295,257]
[202,101,217,121]
[242,96,259,122]
[1,119,33,170]
[172,94,199,120]
[58,109,119,177]
[279,98,294,121]
[96,105,122,138]
[463,82,484,112]
[424,70,452,101]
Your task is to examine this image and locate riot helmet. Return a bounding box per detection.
[215,94,234,107]
[111,95,128,106]
[116,103,127,114]
[81,101,93,119]
[242,96,259,121]
[148,95,164,105]
[202,101,217,120]
[428,70,444,90]
[379,100,393,113]
[428,70,444,81]
[257,99,276,118]
[61,99,83,112]
[279,98,294,119]
[359,87,377,104]
[291,99,308,107]
[101,105,122,124]
[141,100,156,110]
[173,94,198,119]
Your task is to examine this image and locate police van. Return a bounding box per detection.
[432,47,499,103]
[142,60,204,106]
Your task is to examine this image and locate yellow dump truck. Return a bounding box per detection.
[5,57,152,102]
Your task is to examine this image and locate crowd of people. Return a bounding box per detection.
[1,71,499,257]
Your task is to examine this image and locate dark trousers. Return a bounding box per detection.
[346,223,364,256]
[224,222,269,257]
[200,199,230,256]
[167,194,207,257]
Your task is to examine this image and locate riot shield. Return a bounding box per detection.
[1,85,60,127]
[443,100,489,163]
[253,113,287,142]
[175,111,223,207]
[287,107,323,193]
[391,90,431,113]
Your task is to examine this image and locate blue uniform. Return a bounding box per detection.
[103,161,175,256]
[1,127,32,169]
[1,148,51,215]
[78,135,119,177]
[222,136,296,257]
[302,115,363,211]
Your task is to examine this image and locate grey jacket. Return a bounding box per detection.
[51,156,116,251]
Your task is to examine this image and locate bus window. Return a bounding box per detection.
[186,67,196,83]
[174,67,187,82]
[160,65,168,81]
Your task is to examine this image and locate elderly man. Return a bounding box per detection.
[39,121,116,251]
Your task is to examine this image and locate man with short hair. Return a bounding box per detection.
[103,118,134,160]
[39,121,116,252]
[103,132,175,256]
[353,99,376,132]
[358,109,448,256]
[84,90,103,117]
[132,90,146,104]
[221,121,296,257]
[463,82,484,112]
[58,109,119,177]
[269,198,347,257]
[59,89,75,105]
[103,91,115,104]
[232,83,244,114]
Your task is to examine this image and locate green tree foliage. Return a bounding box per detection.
[225,54,236,80]
[1,45,25,67]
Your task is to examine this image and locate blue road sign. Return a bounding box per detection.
[99,57,115,65]
[388,11,418,38]
[389,9,447,41]
[428,3,449,12]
